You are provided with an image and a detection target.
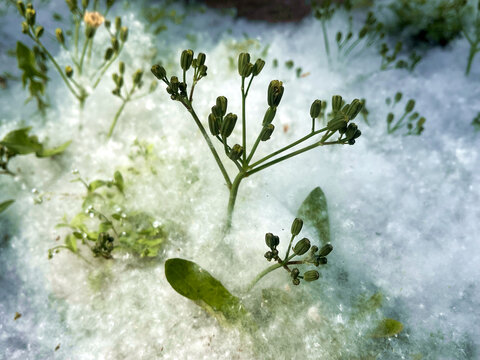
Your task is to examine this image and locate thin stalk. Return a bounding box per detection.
[183,100,232,189]
[225,172,245,233]
[283,234,296,262]
[241,77,247,164]
[466,43,477,76]
[74,18,80,59]
[86,37,94,66]
[107,99,127,138]
[246,131,263,164]
[92,45,123,89]
[79,37,89,74]
[246,254,296,292]
[321,19,330,59]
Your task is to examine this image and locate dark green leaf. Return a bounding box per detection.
[0,200,15,214]
[372,318,404,338]
[16,42,47,81]
[36,140,71,157]
[297,186,330,244]
[0,127,43,155]
[114,170,124,193]
[165,258,249,325]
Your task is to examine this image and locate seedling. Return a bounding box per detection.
[151,50,363,232]
[386,92,426,135]
[15,0,128,113]
[379,41,422,72]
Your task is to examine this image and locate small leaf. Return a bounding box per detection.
[88,180,107,192]
[0,200,15,214]
[65,234,78,253]
[0,127,43,155]
[114,170,124,193]
[297,187,330,244]
[98,222,112,233]
[165,258,249,325]
[36,140,71,157]
[372,318,404,338]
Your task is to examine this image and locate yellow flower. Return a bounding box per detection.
[83,11,104,28]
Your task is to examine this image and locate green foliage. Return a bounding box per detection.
[16,41,49,114]
[51,170,168,260]
[372,318,404,338]
[297,187,330,245]
[385,93,426,135]
[0,127,70,175]
[0,200,15,214]
[379,41,422,72]
[472,112,480,131]
[165,258,250,326]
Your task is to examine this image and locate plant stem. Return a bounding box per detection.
[321,19,330,60]
[241,77,247,164]
[108,100,127,138]
[466,43,477,76]
[225,171,245,233]
[246,254,296,292]
[79,37,89,74]
[92,45,123,89]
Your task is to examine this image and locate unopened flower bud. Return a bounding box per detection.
[345,123,358,140]
[327,116,348,132]
[21,21,29,34]
[85,25,96,39]
[252,58,265,76]
[260,124,275,141]
[264,251,273,261]
[221,113,237,138]
[198,64,208,77]
[291,268,300,279]
[82,0,89,8]
[265,232,279,249]
[65,0,77,11]
[115,16,121,30]
[55,28,65,44]
[310,99,322,119]
[208,113,221,136]
[346,99,363,119]
[310,245,319,254]
[240,63,254,78]
[291,218,303,236]
[238,52,250,77]
[336,31,342,43]
[293,238,311,255]
[25,8,35,26]
[17,1,26,17]
[359,26,368,38]
[65,65,73,78]
[405,99,415,113]
[318,243,333,257]
[181,49,194,71]
[216,96,227,116]
[387,112,394,123]
[170,76,179,92]
[229,144,243,161]
[262,106,276,126]
[119,26,128,42]
[133,69,143,85]
[332,95,343,112]
[196,52,206,66]
[267,80,284,107]
[118,61,125,74]
[292,278,300,285]
[211,105,222,119]
[151,64,167,81]
[303,270,320,282]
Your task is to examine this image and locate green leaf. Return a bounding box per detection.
[65,234,78,253]
[0,200,15,214]
[36,140,71,157]
[297,186,330,244]
[165,258,250,325]
[114,170,124,193]
[88,180,108,192]
[372,318,404,338]
[16,42,47,81]
[0,127,43,155]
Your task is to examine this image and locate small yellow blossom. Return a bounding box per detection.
[83,11,104,28]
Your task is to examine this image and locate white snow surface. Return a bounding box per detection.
[1,1,480,359]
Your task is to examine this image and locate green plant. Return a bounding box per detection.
[385,92,426,135]
[472,111,480,131]
[151,50,363,233]
[379,41,422,72]
[454,0,480,75]
[50,170,168,261]
[15,0,127,114]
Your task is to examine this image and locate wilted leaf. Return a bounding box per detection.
[297,186,330,244]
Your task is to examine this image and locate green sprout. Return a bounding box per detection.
[379,41,422,72]
[385,92,426,136]
[151,50,363,233]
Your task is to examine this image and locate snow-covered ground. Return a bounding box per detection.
[1,1,479,359]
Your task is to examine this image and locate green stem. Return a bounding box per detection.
[225,172,245,233]
[284,234,296,262]
[241,77,247,165]
[246,254,296,292]
[74,18,80,60]
[246,131,263,164]
[183,100,232,189]
[86,37,94,66]
[466,43,477,76]
[92,45,123,89]
[79,37,89,74]
[108,100,127,138]
[321,19,330,59]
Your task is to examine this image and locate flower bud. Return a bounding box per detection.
[314,256,328,266]
[292,278,300,286]
[238,52,250,77]
[240,63,254,78]
[262,106,276,126]
[252,58,265,76]
[115,16,121,30]
[264,251,273,261]
[216,96,227,116]
[34,25,44,38]
[310,245,319,254]
[332,95,343,112]
[358,26,368,38]
[55,28,65,44]
[26,8,36,26]
[336,31,342,43]
[346,99,363,119]
[291,268,300,279]
[119,26,128,42]
[291,218,303,236]
[345,123,358,140]
[229,144,243,161]
[267,80,284,107]
[221,113,237,138]
[105,19,111,29]
[310,99,322,119]
[149,80,158,93]
[65,0,77,11]
[318,243,333,257]
[21,21,29,34]
[82,0,89,8]
[198,64,208,77]
[151,64,167,81]
[103,47,113,61]
[327,116,348,132]
[111,37,119,51]
[106,0,115,8]
[208,113,221,136]
[170,76,179,92]
[133,69,143,85]
[118,61,125,74]
[26,3,32,9]
[405,99,415,113]
[181,49,194,71]
[265,232,279,249]
[303,270,320,282]
[211,105,222,119]
[65,65,73,78]
[386,112,394,123]
[293,238,310,255]
[260,124,275,141]
[197,52,206,66]
[85,25,96,39]
[17,1,26,17]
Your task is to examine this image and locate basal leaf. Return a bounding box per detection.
[372,318,404,338]
[297,186,330,244]
[36,140,71,157]
[0,127,43,155]
[165,258,249,325]
[0,200,15,214]
[114,171,124,193]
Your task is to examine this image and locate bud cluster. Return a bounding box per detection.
[385,92,425,136]
[262,218,333,286]
[92,232,115,259]
[326,95,363,145]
